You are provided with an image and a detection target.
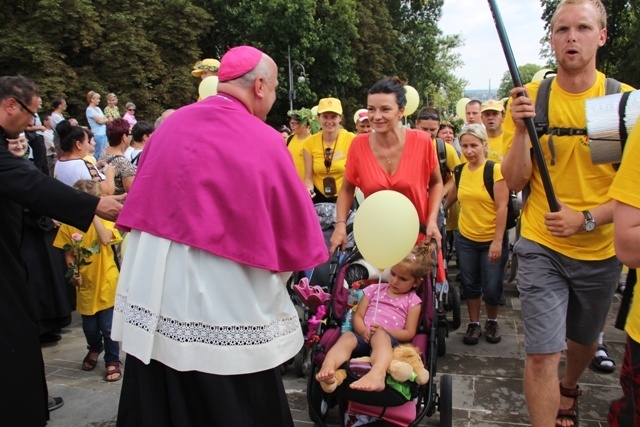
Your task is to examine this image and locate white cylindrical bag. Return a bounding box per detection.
[586,90,640,164]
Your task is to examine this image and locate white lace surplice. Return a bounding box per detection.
[112,231,303,375]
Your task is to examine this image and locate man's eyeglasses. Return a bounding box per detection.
[127,108,135,112]
[289,120,299,126]
[418,114,439,121]
[324,147,333,168]
[13,98,37,118]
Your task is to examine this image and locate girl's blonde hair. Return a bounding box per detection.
[397,240,437,282]
[73,179,101,197]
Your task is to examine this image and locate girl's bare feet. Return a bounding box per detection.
[350,369,386,392]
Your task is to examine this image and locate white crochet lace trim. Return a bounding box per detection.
[115,294,299,346]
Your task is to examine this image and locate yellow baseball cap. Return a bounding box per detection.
[317,98,343,115]
[191,58,221,77]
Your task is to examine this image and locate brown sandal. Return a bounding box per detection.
[82,346,103,371]
[105,361,122,382]
[557,382,582,427]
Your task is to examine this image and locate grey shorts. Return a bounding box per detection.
[514,237,621,354]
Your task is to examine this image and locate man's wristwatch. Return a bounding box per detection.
[582,211,596,232]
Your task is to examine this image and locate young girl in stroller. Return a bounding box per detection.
[316,241,434,393]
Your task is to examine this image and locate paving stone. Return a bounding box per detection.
[42,260,624,426]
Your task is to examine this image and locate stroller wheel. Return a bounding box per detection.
[439,374,453,427]
[308,370,331,424]
[449,285,461,330]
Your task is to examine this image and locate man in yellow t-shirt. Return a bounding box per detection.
[481,99,504,163]
[607,119,640,426]
[286,109,311,181]
[501,1,634,426]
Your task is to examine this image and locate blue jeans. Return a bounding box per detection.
[82,307,119,363]
[455,231,508,305]
[94,134,107,159]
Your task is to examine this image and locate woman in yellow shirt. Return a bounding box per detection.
[445,124,509,346]
[303,98,355,204]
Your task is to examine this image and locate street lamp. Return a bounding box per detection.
[288,45,307,111]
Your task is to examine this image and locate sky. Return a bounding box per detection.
[439,0,548,90]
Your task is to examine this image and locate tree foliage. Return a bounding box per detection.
[0,0,210,124]
[539,0,640,88]
[497,63,545,99]
[1,0,467,128]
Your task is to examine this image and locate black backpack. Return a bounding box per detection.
[453,160,519,229]
[533,76,623,166]
[435,137,448,182]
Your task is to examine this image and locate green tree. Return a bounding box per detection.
[497,63,545,99]
[0,0,210,123]
[539,0,640,88]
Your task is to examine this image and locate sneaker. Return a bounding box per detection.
[463,323,482,345]
[48,396,64,411]
[485,320,501,344]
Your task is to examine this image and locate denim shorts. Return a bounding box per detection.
[515,237,620,354]
[352,331,400,357]
[455,231,508,305]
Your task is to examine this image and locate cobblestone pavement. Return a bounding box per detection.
[43,263,625,426]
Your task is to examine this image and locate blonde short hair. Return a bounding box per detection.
[551,0,607,31]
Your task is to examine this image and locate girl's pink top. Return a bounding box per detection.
[362,283,421,330]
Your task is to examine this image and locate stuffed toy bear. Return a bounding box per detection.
[320,344,429,393]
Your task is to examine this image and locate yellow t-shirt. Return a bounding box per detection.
[303,129,355,197]
[54,219,122,316]
[609,120,640,342]
[502,72,634,260]
[458,161,504,242]
[287,134,307,181]
[487,133,504,163]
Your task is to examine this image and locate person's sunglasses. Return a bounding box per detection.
[418,114,439,121]
[13,98,37,118]
[324,147,333,168]
[128,108,135,112]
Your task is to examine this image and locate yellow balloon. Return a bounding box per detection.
[198,76,218,99]
[404,85,420,116]
[353,190,419,269]
[311,105,319,116]
[455,97,470,118]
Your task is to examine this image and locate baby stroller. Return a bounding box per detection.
[284,204,357,377]
[306,242,453,427]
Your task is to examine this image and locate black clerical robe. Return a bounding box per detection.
[0,132,99,426]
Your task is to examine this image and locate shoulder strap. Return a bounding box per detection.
[453,163,466,188]
[286,134,295,147]
[534,77,554,137]
[605,77,622,95]
[436,137,447,179]
[131,152,142,166]
[483,160,496,201]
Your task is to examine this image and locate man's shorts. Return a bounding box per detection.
[514,237,621,354]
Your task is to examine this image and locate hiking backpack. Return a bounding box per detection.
[533,76,623,165]
[453,160,519,229]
